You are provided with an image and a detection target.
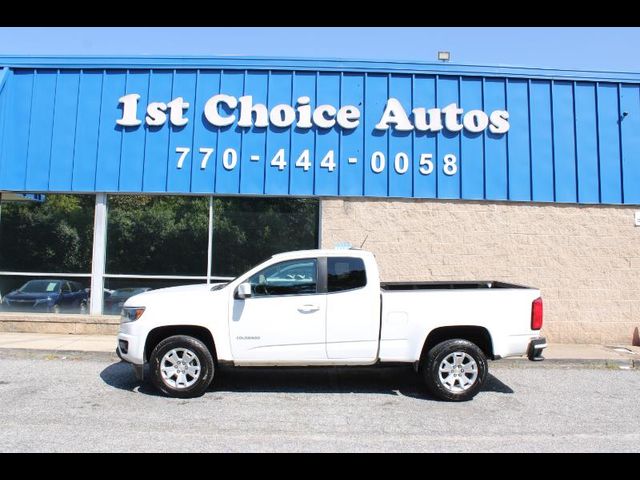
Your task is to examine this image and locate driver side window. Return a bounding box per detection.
[61,282,71,294]
[248,258,317,297]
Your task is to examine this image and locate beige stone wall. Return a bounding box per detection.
[321,198,640,345]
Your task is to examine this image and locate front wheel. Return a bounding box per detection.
[149,335,215,398]
[421,339,487,402]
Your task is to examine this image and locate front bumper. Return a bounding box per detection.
[116,325,146,382]
[116,343,145,381]
[527,337,547,361]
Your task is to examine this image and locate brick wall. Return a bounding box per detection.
[321,198,640,345]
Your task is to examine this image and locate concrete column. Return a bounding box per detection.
[89,193,108,315]
[207,196,213,284]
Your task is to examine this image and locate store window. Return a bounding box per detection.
[0,194,94,315]
[211,197,320,277]
[102,278,206,315]
[0,194,94,273]
[0,193,320,316]
[106,195,209,276]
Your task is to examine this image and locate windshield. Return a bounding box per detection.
[18,280,61,294]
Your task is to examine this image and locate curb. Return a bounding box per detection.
[496,357,638,369]
[0,347,637,369]
[0,348,119,362]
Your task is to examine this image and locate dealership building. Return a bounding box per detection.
[0,55,639,344]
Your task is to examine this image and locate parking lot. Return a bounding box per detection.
[0,350,638,452]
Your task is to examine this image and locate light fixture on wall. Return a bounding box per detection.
[438,51,451,62]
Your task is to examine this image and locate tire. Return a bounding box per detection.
[421,339,487,402]
[50,304,61,314]
[149,335,215,399]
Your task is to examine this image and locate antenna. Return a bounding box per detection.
[359,234,369,249]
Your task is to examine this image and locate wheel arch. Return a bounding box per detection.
[419,325,494,363]
[145,325,218,363]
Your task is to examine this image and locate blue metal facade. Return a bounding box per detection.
[0,56,639,204]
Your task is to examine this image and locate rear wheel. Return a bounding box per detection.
[421,339,487,401]
[149,335,215,398]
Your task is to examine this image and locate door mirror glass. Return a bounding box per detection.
[236,282,252,299]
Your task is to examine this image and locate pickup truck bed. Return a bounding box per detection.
[381,281,530,290]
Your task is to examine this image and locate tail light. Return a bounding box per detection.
[531,297,543,330]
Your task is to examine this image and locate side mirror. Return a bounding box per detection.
[236,282,252,299]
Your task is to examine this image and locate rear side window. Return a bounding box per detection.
[327,257,367,292]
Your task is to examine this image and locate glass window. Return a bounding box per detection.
[0,275,90,314]
[248,259,317,297]
[102,278,207,315]
[211,197,319,278]
[106,195,209,276]
[0,194,95,273]
[328,257,367,292]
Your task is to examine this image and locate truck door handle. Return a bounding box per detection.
[298,304,320,313]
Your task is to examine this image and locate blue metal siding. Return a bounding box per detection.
[167,70,197,193]
[483,78,508,200]
[363,74,387,197]
[25,70,57,191]
[49,71,80,191]
[72,71,103,191]
[460,77,484,200]
[119,70,149,192]
[574,82,600,203]
[620,84,640,204]
[190,70,220,194]
[529,80,555,202]
[214,70,243,194]
[264,71,292,195]
[314,72,340,196]
[597,83,623,204]
[142,70,172,193]
[339,73,364,196]
[505,79,531,201]
[0,61,638,205]
[412,75,437,198]
[436,76,461,199]
[551,81,578,203]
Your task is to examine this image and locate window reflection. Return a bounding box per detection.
[249,259,318,296]
[0,275,89,314]
[211,197,319,277]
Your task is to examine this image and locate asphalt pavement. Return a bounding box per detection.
[0,349,638,452]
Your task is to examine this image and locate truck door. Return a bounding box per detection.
[229,257,327,363]
[325,256,380,360]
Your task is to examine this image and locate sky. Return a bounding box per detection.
[0,27,638,73]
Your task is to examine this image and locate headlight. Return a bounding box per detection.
[120,306,145,323]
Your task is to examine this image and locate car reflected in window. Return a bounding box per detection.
[1,279,88,314]
[103,287,153,315]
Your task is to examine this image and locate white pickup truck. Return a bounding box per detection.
[116,249,546,401]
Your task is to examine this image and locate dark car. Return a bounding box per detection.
[2,279,88,314]
[103,287,152,314]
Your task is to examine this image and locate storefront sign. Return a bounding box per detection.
[116,93,510,134]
